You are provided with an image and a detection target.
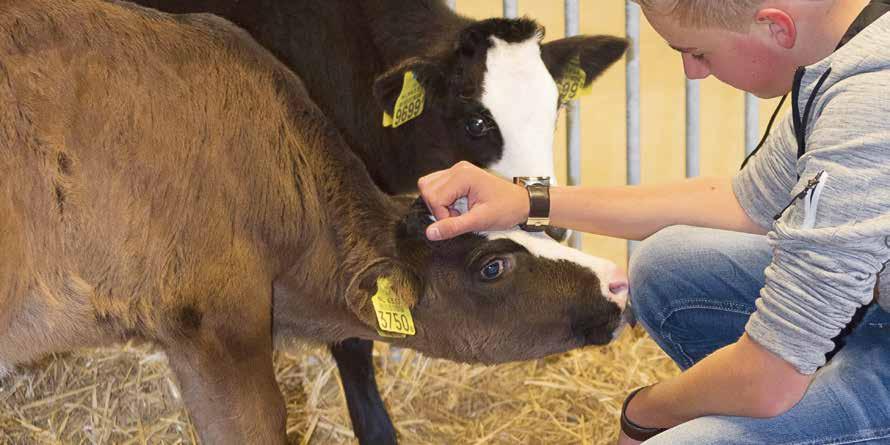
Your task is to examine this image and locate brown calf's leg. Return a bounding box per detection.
[163,294,287,445]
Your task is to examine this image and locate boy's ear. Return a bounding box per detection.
[541,35,628,89]
[344,259,423,331]
[373,57,445,114]
[756,8,797,49]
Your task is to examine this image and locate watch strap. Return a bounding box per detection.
[513,177,550,232]
[620,386,668,442]
[520,184,550,231]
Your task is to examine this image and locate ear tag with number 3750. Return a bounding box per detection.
[372,277,416,337]
[382,71,425,128]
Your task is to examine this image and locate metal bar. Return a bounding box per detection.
[744,93,759,155]
[685,79,700,177]
[565,0,581,250]
[626,1,641,254]
[503,0,518,18]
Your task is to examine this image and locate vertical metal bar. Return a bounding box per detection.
[446,0,456,10]
[744,93,759,155]
[565,0,582,250]
[626,1,641,254]
[503,0,518,18]
[685,79,700,177]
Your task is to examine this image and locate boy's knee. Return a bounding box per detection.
[629,225,735,325]
[630,226,700,291]
[629,226,698,324]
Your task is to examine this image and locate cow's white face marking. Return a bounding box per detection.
[435,198,626,309]
[480,35,559,181]
[482,230,626,309]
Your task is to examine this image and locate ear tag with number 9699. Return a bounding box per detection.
[558,56,593,105]
[382,71,425,128]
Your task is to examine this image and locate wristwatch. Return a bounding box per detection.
[513,176,550,232]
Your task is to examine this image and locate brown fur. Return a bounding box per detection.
[0,1,623,442]
[0,1,400,441]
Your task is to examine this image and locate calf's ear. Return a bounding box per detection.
[541,35,627,94]
[344,259,423,331]
[373,58,445,116]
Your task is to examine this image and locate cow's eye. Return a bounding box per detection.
[480,259,506,281]
[464,116,490,138]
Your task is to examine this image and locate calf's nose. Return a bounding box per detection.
[605,267,629,310]
[609,268,629,295]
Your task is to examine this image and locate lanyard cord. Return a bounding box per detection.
[739,93,787,169]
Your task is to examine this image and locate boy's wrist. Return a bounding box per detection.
[621,385,668,441]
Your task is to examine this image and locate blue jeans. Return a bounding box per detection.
[629,225,890,445]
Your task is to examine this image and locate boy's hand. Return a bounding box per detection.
[417,161,529,240]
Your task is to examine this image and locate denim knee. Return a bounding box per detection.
[629,225,702,334]
[629,225,768,367]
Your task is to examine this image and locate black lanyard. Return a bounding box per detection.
[740,0,890,169]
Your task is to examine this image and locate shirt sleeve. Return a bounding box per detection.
[741,75,890,374]
[732,112,798,231]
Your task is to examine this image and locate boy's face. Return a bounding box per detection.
[644,10,798,98]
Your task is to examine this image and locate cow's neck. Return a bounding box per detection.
[272,120,413,343]
[360,0,470,65]
[323,174,402,277]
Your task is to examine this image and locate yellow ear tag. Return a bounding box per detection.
[558,56,589,105]
[382,112,394,127]
[388,71,425,128]
[371,277,416,336]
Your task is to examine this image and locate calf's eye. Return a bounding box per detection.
[465,116,488,138]
[480,259,506,280]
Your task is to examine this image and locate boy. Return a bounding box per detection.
[417,1,890,443]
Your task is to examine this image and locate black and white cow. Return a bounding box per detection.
[131,0,628,193]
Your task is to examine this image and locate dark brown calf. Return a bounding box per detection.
[122,3,629,441]
[0,1,628,443]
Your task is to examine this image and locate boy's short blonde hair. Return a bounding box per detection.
[632,0,766,31]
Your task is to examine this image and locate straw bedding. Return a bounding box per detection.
[0,327,678,444]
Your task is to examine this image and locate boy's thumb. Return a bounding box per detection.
[426,213,481,241]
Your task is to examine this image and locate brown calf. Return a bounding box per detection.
[0,1,628,443]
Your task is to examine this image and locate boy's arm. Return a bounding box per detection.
[549,176,766,241]
[623,333,813,428]
[419,164,764,241]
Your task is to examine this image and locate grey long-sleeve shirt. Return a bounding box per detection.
[733,12,890,374]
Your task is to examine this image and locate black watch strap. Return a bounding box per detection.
[620,386,668,442]
[513,177,550,232]
[521,184,550,232]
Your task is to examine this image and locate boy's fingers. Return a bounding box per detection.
[419,171,472,223]
[427,209,486,240]
[429,203,452,222]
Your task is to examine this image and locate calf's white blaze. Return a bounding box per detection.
[438,199,625,309]
[483,230,626,309]
[480,35,559,181]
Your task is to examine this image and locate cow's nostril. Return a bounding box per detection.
[608,266,629,295]
[609,280,629,295]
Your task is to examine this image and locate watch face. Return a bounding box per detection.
[514,176,550,187]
